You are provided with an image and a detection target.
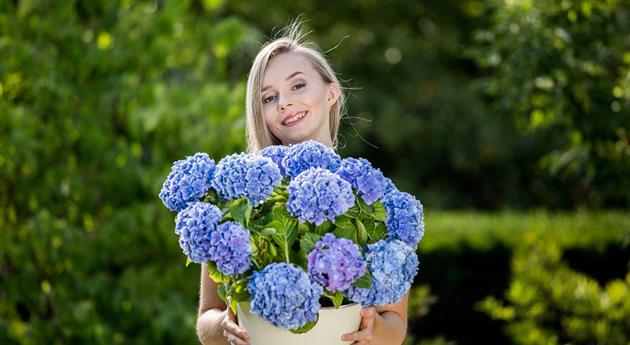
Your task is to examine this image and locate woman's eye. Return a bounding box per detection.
[293,83,305,90]
[263,95,275,104]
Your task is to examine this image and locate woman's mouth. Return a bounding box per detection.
[283,111,308,127]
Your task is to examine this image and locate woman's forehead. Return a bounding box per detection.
[263,52,314,85]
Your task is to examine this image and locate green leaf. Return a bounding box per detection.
[231,279,250,302]
[272,203,291,221]
[185,258,191,267]
[371,201,387,222]
[372,223,388,242]
[202,189,220,204]
[333,225,357,243]
[291,248,308,270]
[356,218,368,245]
[244,204,253,227]
[217,282,229,302]
[207,261,230,283]
[261,227,277,237]
[289,314,319,334]
[345,206,360,218]
[228,198,250,224]
[314,220,333,235]
[353,271,372,289]
[268,242,278,258]
[298,222,310,235]
[324,289,345,308]
[333,215,357,242]
[300,233,322,254]
[230,299,238,316]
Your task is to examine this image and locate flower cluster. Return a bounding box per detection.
[160,140,426,332]
[260,145,288,176]
[212,153,282,205]
[337,157,387,205]
[282,140,342,179]
[248,263,323,330]
[347,240,418,306]
[174,202,222,263]
[307,233,366,292]
[381,189,424,247]
[286,168,355,225]
[209,221,252,275]
[159,153,215,212]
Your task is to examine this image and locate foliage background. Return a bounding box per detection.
[1,0,629,344]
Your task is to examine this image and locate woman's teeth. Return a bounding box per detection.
[285,111,307,125]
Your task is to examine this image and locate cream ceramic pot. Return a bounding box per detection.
[237,302,362,345]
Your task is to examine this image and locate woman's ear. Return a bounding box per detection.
[327,82,341,107]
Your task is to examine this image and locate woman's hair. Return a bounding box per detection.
[245,18,346,153]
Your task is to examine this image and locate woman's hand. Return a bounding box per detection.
[220,298,250,345]
[340,306,376,344]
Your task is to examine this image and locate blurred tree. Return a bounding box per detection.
[468,0,630,208]
[1,1,254,343]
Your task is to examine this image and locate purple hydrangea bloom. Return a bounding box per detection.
[281,140,342,179]
[381,189,424,248]
[209,221,252,275]
[211,153,281,205]
[337,157,387,205]
[307,233,366,292]
[286,168,355,225]
[347,240,419,306]
[174,202,222,263]
[159,152,215,212]
[260,145,288,176]
[248,263,323,330]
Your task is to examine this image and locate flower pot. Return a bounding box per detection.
[237,302,362,345]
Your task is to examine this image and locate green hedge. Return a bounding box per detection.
[405,211,630,345]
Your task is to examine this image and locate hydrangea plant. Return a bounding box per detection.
[159,140,425,333]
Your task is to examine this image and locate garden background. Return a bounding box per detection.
[2,0,629,344]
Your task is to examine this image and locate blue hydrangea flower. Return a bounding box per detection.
[174,202,222,263]
[286,168,355,225]
[382,177,397,196]
[381,189,424,248]
[347,240,419,306]
[337,157,387,205]
[281,140,342,179]
[159,152,216,212]
[209,221,252,275]
[307,233,366,292]
[260,145,288,176]
[211,153,281,205]
[248,263,323,330]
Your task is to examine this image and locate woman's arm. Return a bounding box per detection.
[196,264,250,345]
[341,292,409,345]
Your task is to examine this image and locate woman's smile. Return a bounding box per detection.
[283,111,308,127]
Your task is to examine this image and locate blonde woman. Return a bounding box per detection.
[196,20,409,345]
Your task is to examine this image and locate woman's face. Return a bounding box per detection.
[261,52,339,146]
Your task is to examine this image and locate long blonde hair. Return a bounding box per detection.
[245,18,346,153]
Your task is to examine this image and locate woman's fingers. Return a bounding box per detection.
[223,330,250,345]
[221,315,249,340]
[342,328,373,343]
[221,299,250,343]
[360,307,375,328]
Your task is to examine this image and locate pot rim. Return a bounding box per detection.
[237,301,361,310]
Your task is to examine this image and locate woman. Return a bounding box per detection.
[195,20,409,345]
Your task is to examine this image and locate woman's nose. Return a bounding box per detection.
[278,93,293,110]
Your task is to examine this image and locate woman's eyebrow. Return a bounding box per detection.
[262,71,305,92]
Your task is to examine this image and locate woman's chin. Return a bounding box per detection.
[281,130,313,145]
